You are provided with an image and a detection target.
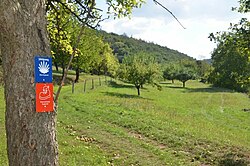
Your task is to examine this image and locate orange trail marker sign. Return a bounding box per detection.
[36,83,54,112]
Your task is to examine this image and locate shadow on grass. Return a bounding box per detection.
[185,86,233,93]
[102,92,142,99]
[53,75,74,85]
[167,86,185,89]
[218,153,249,166]
[108,81,135,89]
[159,82,172,85]
[164,84,233,93]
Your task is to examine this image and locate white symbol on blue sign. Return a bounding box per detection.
[38,61,50,74]
[35,56,52,83]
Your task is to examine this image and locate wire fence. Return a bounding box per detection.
[70,76,114,94]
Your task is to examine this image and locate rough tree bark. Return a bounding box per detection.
[0,0,58,165]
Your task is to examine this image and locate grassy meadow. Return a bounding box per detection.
[0,77,250,165]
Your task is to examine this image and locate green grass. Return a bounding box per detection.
[52,68,108,87]
[0,80,250,165]
[0,87,7,165]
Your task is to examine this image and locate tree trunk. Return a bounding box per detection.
[75,67,80,83]
[92,79,94,89]
[61,65,65,79]
[172,79,174,84]
[54,61,59,71]
[136,86,140,96]
[182,81,186,88]
[0,0,58,165]
[140,84,143,88]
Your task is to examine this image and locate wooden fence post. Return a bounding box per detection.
[72,81,75,94]
[99,77,101,86]
[92,79,94,89]
[84,80,87,93]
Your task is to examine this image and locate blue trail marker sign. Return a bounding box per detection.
[35,56,52,83]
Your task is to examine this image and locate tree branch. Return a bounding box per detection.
[153,0,186,29]
[54,25,85,104]
[54,0,96,104]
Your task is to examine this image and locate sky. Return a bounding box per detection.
[96,0,249,60]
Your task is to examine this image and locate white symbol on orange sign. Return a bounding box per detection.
[39,85,51,100]
[38,60,50,74]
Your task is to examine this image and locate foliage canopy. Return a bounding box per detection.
[118,52,161,95]
[209,1,250,92]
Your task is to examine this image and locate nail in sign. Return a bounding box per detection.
[36,83,54,112]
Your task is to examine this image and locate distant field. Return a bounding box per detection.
[0,80,250,165]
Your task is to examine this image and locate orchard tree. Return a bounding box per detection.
[98,43,120,77]
[88,39,110,75]
[163,60,197,87]
[196,60,211,83]
[47,2,74,75]
[175,68,196,88]
[175,60,197,88]
[72,30,119,81]
[209,30,250,91]
[119,53,161,96]
[163,63,179,83]
[72,28,104,82]
[0,0,144,165]
[47,1,122,82]
[209,0,249,92]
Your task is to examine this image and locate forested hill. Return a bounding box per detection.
[99,30,194,63]
[203,59,212,65]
